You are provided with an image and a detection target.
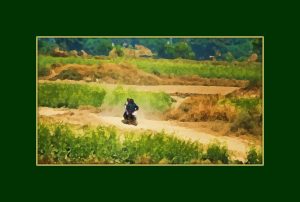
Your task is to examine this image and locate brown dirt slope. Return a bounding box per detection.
[40,63,248,87]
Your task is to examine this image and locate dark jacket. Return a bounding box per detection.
[126,101,139,114]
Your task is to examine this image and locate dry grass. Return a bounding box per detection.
[165,95,237,122]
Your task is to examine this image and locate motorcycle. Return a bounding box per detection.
[122,111,138,126]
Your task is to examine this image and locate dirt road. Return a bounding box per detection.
[39,107,257,162]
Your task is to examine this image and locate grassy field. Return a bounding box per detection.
[129,58,262,81]
[38,82,172,112]
[38,55,262,83]
[38,82,106,108]
[38,122,262,164]
[38,122,230,164]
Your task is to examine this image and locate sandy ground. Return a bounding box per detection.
[39,107,260,162]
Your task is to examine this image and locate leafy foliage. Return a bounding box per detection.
[246,146,262,164]
[83,38,113,55]
[205,141,229,163]
[38,123,234,164]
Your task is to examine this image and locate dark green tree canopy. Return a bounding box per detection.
[38,38,262,61]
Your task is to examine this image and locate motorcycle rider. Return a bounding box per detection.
[123,98,139,120]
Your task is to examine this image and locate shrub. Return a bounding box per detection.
[205,141,229,164]
[230,109,262,135]
[115,45,124,57]
[224,52,235,62]
[38,66,51,77]
[246,146,262,164]
[56,69,83,80]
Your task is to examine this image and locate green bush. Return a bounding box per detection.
[224,52,235,62]
[115,45,124,57]
[246,146,262,164]
[205,141,229,164]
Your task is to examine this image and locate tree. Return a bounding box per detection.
[38,39,58,55]
[54,38,84,51]
[83,39,113,55]
[252,38,262,61]
[174,41,195,59]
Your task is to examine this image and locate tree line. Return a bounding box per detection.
[38,38,262,61]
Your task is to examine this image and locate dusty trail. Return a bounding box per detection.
[39,107,256,161]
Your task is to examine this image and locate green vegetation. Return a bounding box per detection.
[38,122,233,164]
[38,38,262,61]
[39,55,104,67]
[38,55,262,84]
[206,141,229,163]
[158,41,195,59]
[130,58,261,82]
[38,83,172,112]
[38,83,106,108]
[103,86,172,112]
[246,146,262,164]
[219,97,261,112]
[218,97,262,135]
[56,69,83,80]
[114,45,124,56]
[38,55,106,77]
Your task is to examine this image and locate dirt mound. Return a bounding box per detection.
[165,95,236,122]
[51,48,69,57]
[41,63,248,87]
[134,45,153,57]
[109,44,153,58]
[44,63,163,85]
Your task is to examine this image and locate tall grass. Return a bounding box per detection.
[38,122,232,164]
[38,82,106,108]
[38,82,172,112]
